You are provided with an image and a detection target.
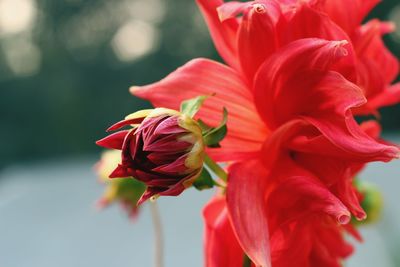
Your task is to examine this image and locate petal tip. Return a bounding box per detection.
[252,3,267,14]
[338,214,351,225]
[333,40,349,57]
[129,86,140,95]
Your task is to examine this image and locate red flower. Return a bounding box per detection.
[96,108,205,204]
[125,0,399,266]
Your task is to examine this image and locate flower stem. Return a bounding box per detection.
[243,254,252,267]
[204,154,228,182]
[150,201,164,267]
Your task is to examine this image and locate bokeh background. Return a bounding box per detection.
[0,0,399,266]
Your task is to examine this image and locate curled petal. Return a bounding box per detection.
[254,38,352,128]
[279,3,357,81]
[303,114,399,162]
[292,152,366,220]
[262,148,352,225]
[236,0,281,81]
[254,38,398,161]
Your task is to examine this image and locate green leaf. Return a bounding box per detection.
[193,168,215,190]
[180,95,209,118]
[203,108,228,147]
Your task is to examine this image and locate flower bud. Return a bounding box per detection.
[95,150,146,218]
[96,108,205,204]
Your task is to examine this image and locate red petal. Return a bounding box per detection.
[96,130,129,150]
[157,181,186,197]
[203,196,245,267]
[254,38,398,161]
[368,82,400,109]
[262,152,352,224]
[227,160,271,267]
[280,3,349,43]
[109,165,130,178]
[196,0,240,69]
[151,155,188,174]
[143,134,191,152]
[153,116,187,135]
[107,118,144,132]
[322,0,380,34]
[360,120,381,140]
[279,3,357,81]
[304,113,399,162]
[237,1,281,82]
[147,150,185,165]
[131,59,267,162]
[217,1,249,22]
[137,187,163,205]
[254,38,351,128]
[292,152,366,220]
[353,19,399,87]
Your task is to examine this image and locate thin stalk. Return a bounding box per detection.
[150,201,164,267]
[204,154,228,182]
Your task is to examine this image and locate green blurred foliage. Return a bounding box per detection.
[0,0,398,168]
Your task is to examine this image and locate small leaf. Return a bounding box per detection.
[180,95,210,118]
[193,168,215,190]
[203,108,228,147]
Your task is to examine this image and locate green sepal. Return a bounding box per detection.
[180,95,209,118]
[114,178,146,205]
[197,119,212,132]
[202,108,228,147]
[193,168,215,190]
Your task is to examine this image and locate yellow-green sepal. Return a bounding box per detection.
[180,95,209,118]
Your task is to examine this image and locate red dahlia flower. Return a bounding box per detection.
[97,108,205,204]
[128,0,399,266]
[89,0,400,266]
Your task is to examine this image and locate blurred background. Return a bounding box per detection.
[0,0,399,266]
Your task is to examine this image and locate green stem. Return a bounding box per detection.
[150,201,164,267]
[243,255,252,267]
[204,154,228,182]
